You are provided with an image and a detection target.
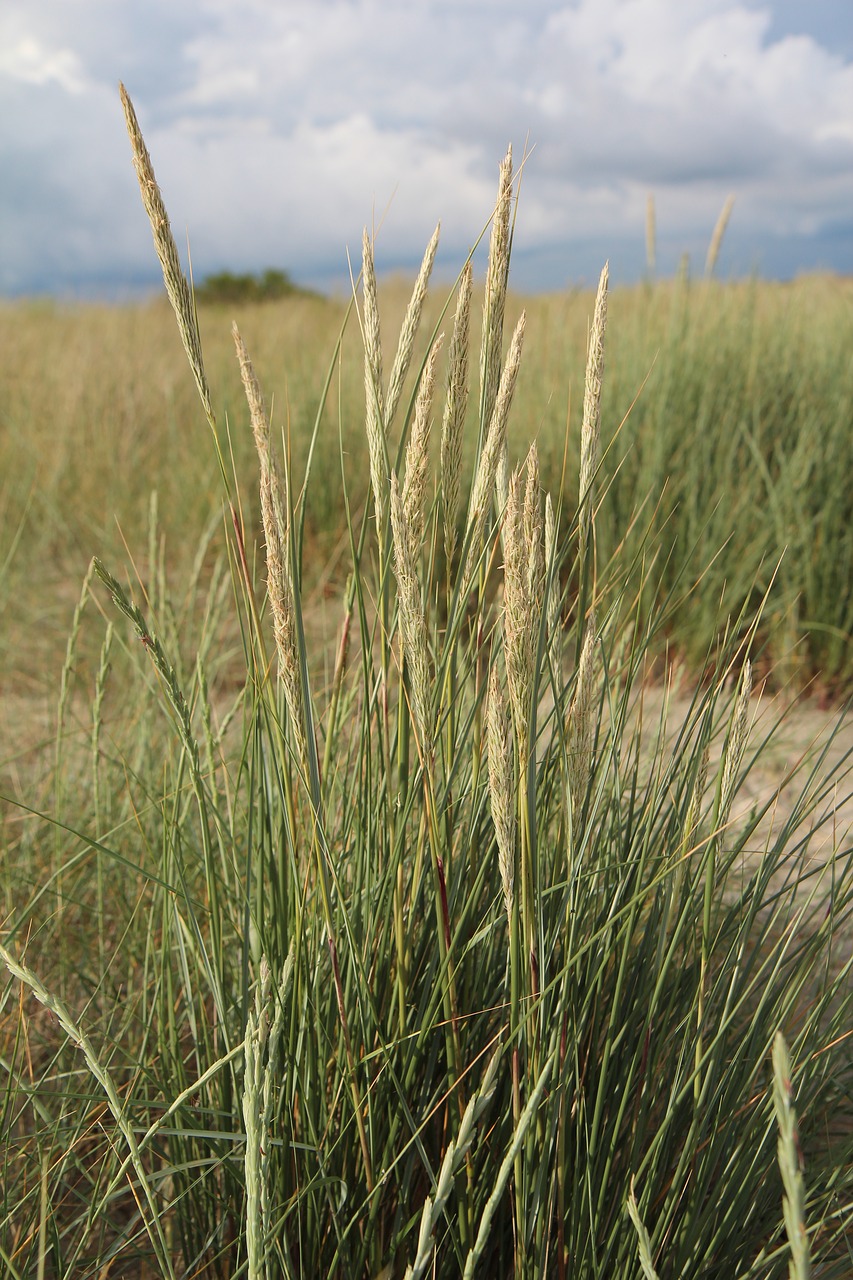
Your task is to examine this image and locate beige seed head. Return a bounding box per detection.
[386,223,440,430]
[234,326,307,769]
[440,261,473,568]
[362,229,387,536]
[403,334,443,561]
[579,262,609,563]
[503,469,532,740]
[480,146,513,436]
[705,194,735,279]
[119,84,212,425]
[524,443,544,607]
[390,472,432,745]
[502,456,544,748]
[487,662,516,924]
[462,310,526,593]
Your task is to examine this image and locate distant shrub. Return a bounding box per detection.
[195,267,317,304]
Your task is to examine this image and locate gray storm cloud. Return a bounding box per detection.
[1,0,851,295]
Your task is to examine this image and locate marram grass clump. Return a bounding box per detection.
[0,87,851,1279]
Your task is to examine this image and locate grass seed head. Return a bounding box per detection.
[579,262,609,561]
[363,229,387,534]
[480,145,513,434]
[119,83,212,424]
[403,334,443,561]
[440,261,473,568]
[462,310,526,594]
[705,194,736,279]
[390,472,431,745]
[387,222,440,429]
[503,453,545,745]
[234,325,307,768]
[487,662,516,924]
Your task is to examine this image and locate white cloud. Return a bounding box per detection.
[0,36,88,93]
[0,0,851,294]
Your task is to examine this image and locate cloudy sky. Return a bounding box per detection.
[1,0,852,297]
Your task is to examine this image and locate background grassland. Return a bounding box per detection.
[1,269,852,712]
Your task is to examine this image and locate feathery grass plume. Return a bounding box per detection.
[403,334,443,561]
[717,659,752,833]
[479,146,513,441]
[705,193,735,279]
[0,943,177,1279]
[578,262,609,564]
[404,1049,500,1280]
[462,311,526,593]
[524,443,544,604]
[362,229,387,534]
[772,1032,812,1280]
[390,472,431,745]
[502,466,528,736]
[566,612,597,817]
[119,83,212,425]
[487,662,516,924]
[645,193,656,278]
[503,451,544,744]
[386,223,440,429]
[544,492,562,682]
[440,262,473,568]
[627,1178,662,1280]
[233,326,307,767]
